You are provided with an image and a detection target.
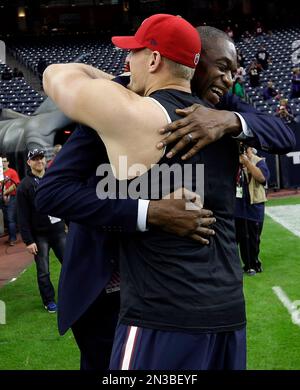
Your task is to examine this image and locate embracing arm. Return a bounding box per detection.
[43,63,146,138]
[35,124,138,232]
[43,63,166,173]
[35,124,215,242]
[41,65,215,240]
[157,93,296,159]
[157,104,241,159]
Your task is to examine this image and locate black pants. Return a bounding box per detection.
[235,218,263,271]
[34,231,66,305]
[71,290,120,371]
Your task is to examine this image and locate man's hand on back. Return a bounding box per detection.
[147,188,216,245]
[156,104,241,160]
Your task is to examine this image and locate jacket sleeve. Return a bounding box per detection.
[217,93,296,154]
[16,183,35,245]
[35,124,138,232]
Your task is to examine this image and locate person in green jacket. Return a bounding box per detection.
[232,77,245,99]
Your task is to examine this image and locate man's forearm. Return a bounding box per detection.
[73,64,114,80]
[44,63,113,83]
[43,63,113,103]
[4,184,16,196]
[244,161,266,183]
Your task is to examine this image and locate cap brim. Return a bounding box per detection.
[29,154,44,159]
[112,36,145,50]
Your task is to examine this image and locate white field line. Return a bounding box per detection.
[1,269,28,325]
[272,286,300,327]
[0,300,5,325]
[265,205,300,238]
[7,268,27,284]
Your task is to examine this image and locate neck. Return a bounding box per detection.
[144,76,191,97]
[31,169,45,178]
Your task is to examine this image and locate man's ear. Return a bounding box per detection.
[26,159,31,167]
[149,51,161,73]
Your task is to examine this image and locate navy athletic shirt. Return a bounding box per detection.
[118,89,246,333]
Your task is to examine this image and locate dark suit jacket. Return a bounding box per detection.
[35,125,138,334]
[35,95,296,335]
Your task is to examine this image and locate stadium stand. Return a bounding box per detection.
[236,27,300,121]
[0,39,129,176]
[2,38,128,116]
[7,38,127,78]
[3,28,300,121]
[0,62,45,115]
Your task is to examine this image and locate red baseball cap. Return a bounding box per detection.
[112,14,201,69]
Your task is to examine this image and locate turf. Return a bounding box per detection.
[0,196,299,370]
[266,195,300,206]
[244,197,300,369]
[0,256,79,370]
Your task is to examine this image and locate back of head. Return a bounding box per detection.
[162,57,195,81]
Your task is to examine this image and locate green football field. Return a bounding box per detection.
[0,196,300,370]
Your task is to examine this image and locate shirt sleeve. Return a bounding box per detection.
[137,199,150,232]
[232,112,254,139]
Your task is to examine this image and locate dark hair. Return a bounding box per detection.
[196,26,234,54]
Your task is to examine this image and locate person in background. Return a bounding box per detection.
[248,60,262,88]
[47,144,62,168]
[1,67,12,81]
[235,145,270,276]
[262,80,280,101]
[225,26,234,40]
[0,155,20,246]
[232,77,245,99]
[275,98,294,123]
[17,149,66,313]
[234,62,246,82]
[290,67,300,99]
[255,45,271,71]
[237,49,246,68]
[254,21,264,41]
[242,30,252,43]
[12,67,24,78]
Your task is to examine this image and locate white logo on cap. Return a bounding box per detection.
[194,53,200,66]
